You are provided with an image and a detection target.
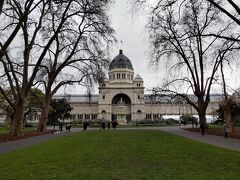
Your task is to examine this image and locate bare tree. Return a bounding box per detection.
[0,0,40,59]
[0,0,113,136]
[219,52,236,133]
[144,0,239,126]
[206,0,240,26]
[0,0,4,14]
[0,0,51,135]
[132,0,240,42]
[133,0,240,24]
[36,0,114,132]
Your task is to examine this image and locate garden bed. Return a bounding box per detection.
[0,130,53,143]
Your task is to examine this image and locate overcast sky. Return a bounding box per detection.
[62,0,165,94]
[61,0,240,95]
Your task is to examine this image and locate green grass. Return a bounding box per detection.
[207,124,240,131]
[0,130,240,180]
[0,127,36,135]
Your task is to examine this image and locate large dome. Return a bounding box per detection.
[109,50,134,71]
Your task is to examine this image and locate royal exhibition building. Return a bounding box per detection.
[53,50,222,125]
[0,50,227,125]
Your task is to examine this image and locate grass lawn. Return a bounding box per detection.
[0,130,240,180]
[207,124,240,131]
[0,127,36,135]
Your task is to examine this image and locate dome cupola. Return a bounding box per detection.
[134,74,143,81]
[109,50,133,71]
[108,50,135,85]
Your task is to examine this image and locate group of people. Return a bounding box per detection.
[83,121,90,130]
[82,120,119,130]
[101,120,118,130]
[58,122,72,132]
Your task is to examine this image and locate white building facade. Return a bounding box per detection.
[55,50,222,124]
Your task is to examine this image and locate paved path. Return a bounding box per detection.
[0,126,239,155]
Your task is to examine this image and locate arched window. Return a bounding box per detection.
[102,110,106,114]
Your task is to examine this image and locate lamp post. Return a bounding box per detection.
[211,105,214,123]
[179,105,181,126]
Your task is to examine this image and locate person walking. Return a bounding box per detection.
[59,122,63,132]
[101,121,106,130]
[224,123,228,138]
[83,121,89,130]
[112,120,118,130]
[66,123,71,132]
[107,121,110,130]
[200,123,205,136]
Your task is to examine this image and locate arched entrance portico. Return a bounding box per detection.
[112,94,131,124]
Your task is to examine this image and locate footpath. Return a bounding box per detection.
[0,126,239,155]
[149,126,240,152]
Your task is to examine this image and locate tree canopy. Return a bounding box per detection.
[48,98,72,125]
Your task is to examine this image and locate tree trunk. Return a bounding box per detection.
[198,99,207,126]
[38,95,51,132]
[224,102,235,133]
[11,98,26,136]
[198,111,206,126]
[0,0,4,14]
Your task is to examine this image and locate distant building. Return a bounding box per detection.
[54,50,223,124]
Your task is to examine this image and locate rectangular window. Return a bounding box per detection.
[78,114,83,120]
[127,74,130,79]
[122,73,126,79]
[103,95,105,99]
[153,114,159,120]
[92,114,97,120]
[146,114,152,120]
[117,73,120,79]
[131,75,133,80]
[85,114,90,120]
[113,74,115,79]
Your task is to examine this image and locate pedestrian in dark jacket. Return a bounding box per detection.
[102,121,106,130]
[200,123,205,136]
[224,123,228,138]
[83,121,89,130]
[112,120,118,130]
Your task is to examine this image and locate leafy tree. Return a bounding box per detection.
[0,88,44,129]
[24,88,44,126]
[48,98,72,126]
[180,114,197,125]
[0,89,14,126]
